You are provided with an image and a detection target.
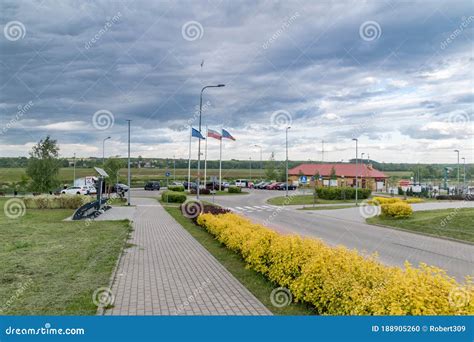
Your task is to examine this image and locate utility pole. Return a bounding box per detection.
[321,140,324,162]
[286,126,291,197]
[352,138,358,206]
[73,153,76,186]
[126,120,131,206]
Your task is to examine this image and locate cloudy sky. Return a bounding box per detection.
[0,0,473,163]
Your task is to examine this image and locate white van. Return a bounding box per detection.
[235,179,249,187]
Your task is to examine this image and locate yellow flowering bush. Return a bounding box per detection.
[196,212,473,315]
[381,202,413,218]
[369,196,402,205]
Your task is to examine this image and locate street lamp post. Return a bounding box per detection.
[249,157,252,181]
[361,152,365,190]
[102,136,111,165]
[352,138,358,206]
[286,126,291,197]
[462,157,466,192]
[73,153,76,186]
[173,155,176,182]
[126,120,131,206]
[454,149,460,193]
[197,84,225,200]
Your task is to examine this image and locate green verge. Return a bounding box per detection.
[298,204,355,211]
[163,205,315,315]
[366,208,474,243]
[0,198,131,315]
[267,194,356,206]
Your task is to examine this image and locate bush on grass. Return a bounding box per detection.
[168,185,185,192]
[228,186,242,194]
[23,195,92,209]
[161,190,187,203]
[315,187,371,200]
[380,202,413,218]
[196,212,473,315]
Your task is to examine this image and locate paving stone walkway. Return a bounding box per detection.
[103,197,271,315]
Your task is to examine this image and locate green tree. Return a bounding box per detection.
[330,166,337,180]
[104,158,124,185]
[26,136,60,192]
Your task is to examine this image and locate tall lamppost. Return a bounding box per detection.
[249,157,252,181]
[102,136,111,165]
[173,155,176,182]
[254,144,263,173]
[73,152,76,185]
[197,84,225,200]
[462,157,466,191]
[454,149,460,193]
[286,126,291,197]
[352,138,358,206]
[126,120,131,206]
[361,152,365,190]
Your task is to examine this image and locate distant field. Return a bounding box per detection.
[384,171,412,178]
[0,167,265,185]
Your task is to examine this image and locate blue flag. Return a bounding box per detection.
[191,128,205,139]
[222,129,236,141]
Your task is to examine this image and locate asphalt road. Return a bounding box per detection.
[203,189,474,281]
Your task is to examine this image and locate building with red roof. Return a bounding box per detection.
[288,163,388,191]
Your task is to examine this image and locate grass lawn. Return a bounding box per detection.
[366,208,474,243]
[163,205,314,315]
[0,198,131,315]
[267,194,356,206]
[298,204,355,211]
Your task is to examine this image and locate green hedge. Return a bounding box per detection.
[161,190,187,203]
[228,186,242,193]
[168,185,185,192]
[23,195,92,209]
[315,186,371,200]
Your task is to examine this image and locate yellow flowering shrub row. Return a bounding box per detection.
[369,196,423,205]
[381,202,414,218]
[197,213,473,315]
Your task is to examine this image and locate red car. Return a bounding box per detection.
[265,182,281,190]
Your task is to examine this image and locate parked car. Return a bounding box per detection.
[205,182,220,190]
[221,181,230,188]
[235,179,250,188]
[171,181,183,186]
[61,186,93,195]
[144,181,161,191]
[277,183,297,191]
[183,181,197,190]
[257,182,271,189]
[113,183,129,193]
[265,182,281,190]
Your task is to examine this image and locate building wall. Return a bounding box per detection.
[290,175,384,190]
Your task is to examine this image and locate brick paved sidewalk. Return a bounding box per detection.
[103,197,271,315]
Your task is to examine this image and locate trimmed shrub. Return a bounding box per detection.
[369,196,402,205]
[228,186,242,193]
[168,185,185,192]
[436,195,473,201]
[405,198,423,204]
[23,195,92,209]
[315,187,371,200]
[197,212,473,315]
[161,190,186,203]
[381,202,413,218]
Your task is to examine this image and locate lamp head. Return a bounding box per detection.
[217,84,225,87]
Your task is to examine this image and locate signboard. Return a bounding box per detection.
[165,171,171,177]
[300,175,307,184]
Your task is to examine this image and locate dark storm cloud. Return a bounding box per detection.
[0,0,472,161]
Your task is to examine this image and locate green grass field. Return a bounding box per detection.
[0,198,131,315]
[0,167,265,185]
[367,208,474,243]
[163,204,314,315]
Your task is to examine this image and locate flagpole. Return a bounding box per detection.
[187,126,192,192]
[219,134,223,191]
[204,125,208,185]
